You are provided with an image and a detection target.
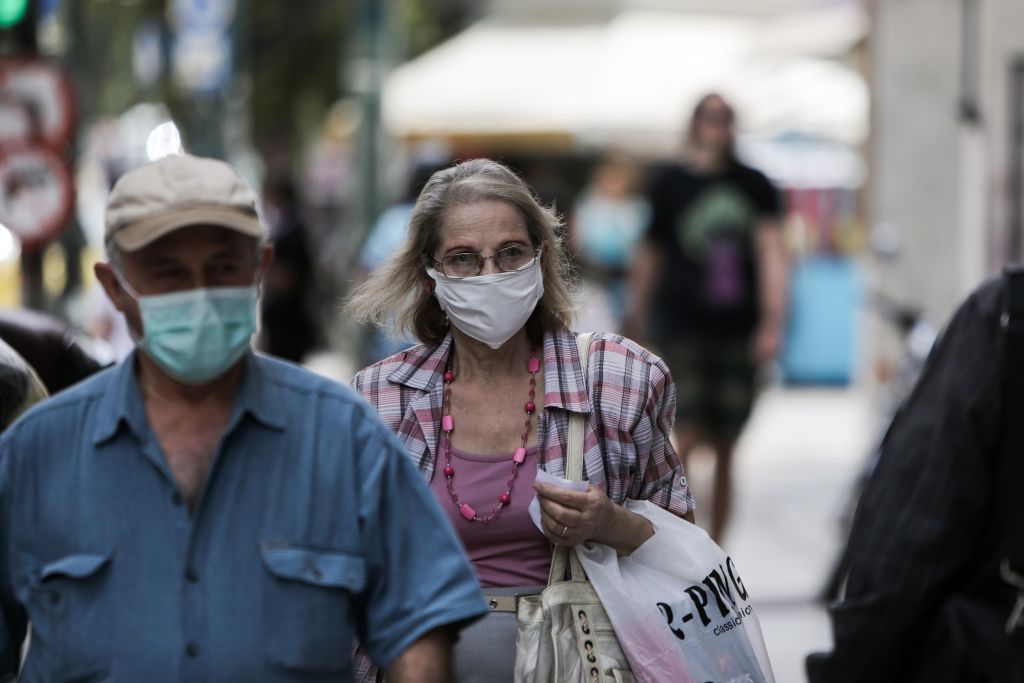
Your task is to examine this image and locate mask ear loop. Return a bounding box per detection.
[109,267,152,343]
[112,267,142,301]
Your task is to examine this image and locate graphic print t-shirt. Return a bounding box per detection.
[646,161,782,340]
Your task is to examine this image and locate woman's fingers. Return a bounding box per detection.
[541,511,581,545]
[536,495,583,528]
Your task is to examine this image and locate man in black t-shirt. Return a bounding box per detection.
[628,93,788,541]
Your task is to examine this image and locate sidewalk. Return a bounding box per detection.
[687,385,875,683]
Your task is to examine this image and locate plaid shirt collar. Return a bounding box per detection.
[386,329,593,414]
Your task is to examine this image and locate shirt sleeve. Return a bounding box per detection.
[629,352,696,518]
[808,279,1005,681]
[0,435,26,676]
[351,404,486,671]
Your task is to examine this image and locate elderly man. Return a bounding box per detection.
[0,154,486,682]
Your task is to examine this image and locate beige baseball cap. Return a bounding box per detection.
[105,154,263,252]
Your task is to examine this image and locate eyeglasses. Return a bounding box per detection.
[431,245,541,279]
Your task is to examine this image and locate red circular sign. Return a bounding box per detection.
[0,58,76,149]
[0,98,31,147]
[0,145,75,251]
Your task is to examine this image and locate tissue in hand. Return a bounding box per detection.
[528,469,589,533]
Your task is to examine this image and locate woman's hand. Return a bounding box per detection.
[534,482,615,547]
[534,483,654,555]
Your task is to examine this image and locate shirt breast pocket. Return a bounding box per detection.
[260,543,366,675]
[28,552,113,681]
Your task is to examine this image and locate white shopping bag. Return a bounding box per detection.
[576,499,775,683]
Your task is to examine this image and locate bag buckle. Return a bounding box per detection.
[485,589,540,613]
[486,595,518,613]
[999,560,1024,635]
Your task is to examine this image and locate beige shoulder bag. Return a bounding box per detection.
[514,332,635,683]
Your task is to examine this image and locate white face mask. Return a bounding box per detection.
[427,257,545,349]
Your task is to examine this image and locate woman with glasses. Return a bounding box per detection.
[345,158,694,682]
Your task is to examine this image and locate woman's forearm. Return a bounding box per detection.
[593,503,655,556]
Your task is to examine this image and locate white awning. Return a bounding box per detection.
[382,7,868,154]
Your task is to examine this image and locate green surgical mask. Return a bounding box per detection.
[117,274,259,385]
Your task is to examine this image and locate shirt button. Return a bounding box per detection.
[171,492,183,507]
[185,568,198,583]
[185,642,199,657]
[48,591,61,605]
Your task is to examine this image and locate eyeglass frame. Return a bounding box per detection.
[428,245,543,280]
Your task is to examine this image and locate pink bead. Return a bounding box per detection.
[525,401,536,414]
[443,370,454,383]
[499,492,511,506]
[528,357,540,373]
[459,504,476,521]
[513,447,527,464]
[442,415,454,432]
[443,465,455,478]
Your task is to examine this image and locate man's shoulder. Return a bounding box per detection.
[253,353,365,407]
[7,363,113,429]
[965,273,1007,318]
[729,160,775,190]
[649,161,689,186]
[0,365,116,469]
[924,274,1007,347]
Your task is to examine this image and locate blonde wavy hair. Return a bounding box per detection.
[345,158,577,346]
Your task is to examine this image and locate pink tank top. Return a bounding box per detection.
[429,444,552,588]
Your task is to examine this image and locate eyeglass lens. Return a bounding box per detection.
[441,246,536,278]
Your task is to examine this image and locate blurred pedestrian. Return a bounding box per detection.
[346,158,694,682]
[259,175,322,363]
[570,151,650,332]
[356,159,449,365]
[628,93,788,541]
[807,268,1024,682]
[0,154,486,682]
[0,307,108,394]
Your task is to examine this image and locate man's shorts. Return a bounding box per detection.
[656,337,758,443]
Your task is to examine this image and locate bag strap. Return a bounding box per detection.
[999,265,1024,566]
[548,332,594,586]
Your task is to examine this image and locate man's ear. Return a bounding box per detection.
[94,261,131,314]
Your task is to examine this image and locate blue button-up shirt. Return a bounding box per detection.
[0,352,486,682]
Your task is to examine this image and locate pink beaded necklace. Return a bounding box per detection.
[440,353,540,523]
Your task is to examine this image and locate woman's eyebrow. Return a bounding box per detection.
[441,244,479,254]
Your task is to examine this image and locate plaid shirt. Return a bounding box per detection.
[352,328,694,512]
[350,328,694,681]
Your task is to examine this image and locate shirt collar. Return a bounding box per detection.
[385,330,592,414]
[386,334,453,392]
[92,350,286,446]
[91,350,148,445]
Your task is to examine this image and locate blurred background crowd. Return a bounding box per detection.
[1,0,1022,679]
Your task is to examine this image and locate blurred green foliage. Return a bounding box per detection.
[247,0,348,156]
[57,0,475,158]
